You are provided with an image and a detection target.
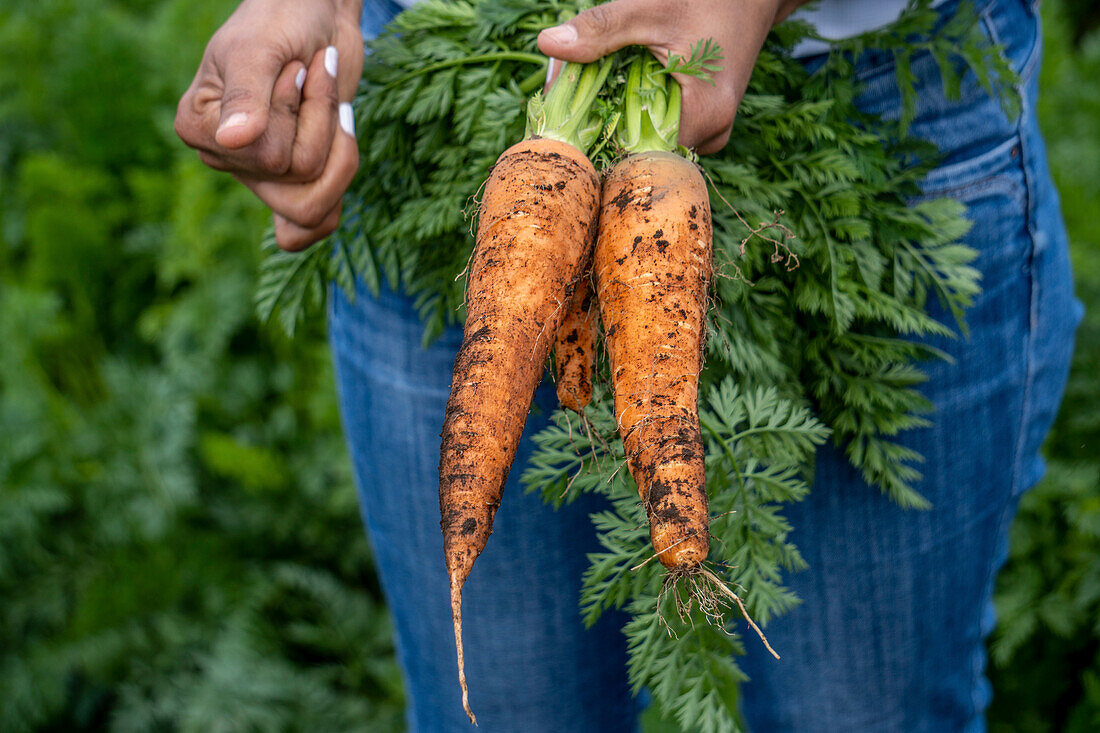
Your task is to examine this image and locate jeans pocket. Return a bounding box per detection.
[981,0,1043,87]
[912,132,1033,320]
[916,135,1027,206]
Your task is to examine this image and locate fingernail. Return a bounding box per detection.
[218,112,248,132]
[545,58,558,87]
[542,24,577,45]
[295,67,307,90]
[339,102,355,137]
[324,46,338,78]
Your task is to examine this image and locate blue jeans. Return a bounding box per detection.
[333,0,1081,729]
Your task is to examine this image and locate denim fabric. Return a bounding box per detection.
[328,288,637,732]
[331,0,1081,730]
[359,0,405,42]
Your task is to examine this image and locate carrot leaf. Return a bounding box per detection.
[662,38,724,83]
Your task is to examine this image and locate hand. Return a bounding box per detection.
[175,0,364,250]
[538,0,805,154]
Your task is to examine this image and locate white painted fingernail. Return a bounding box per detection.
[295,67,306,90]
[324,46,338,78]
[339,102,355,137]
[545,58,558,87]
[218,112,248,132]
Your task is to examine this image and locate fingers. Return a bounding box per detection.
[544,57,562,91]
[678,77,738,151]
[273,202,342,252]
[177,39,348,181]
[536,0,782,157]
[242,105,359,250]
[537,0,669,63]
[213,43,287,149]
[538,0,737,152]
[289,47,341,181]
[693,127,734,156]
[189,58,306,177]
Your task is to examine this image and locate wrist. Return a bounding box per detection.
[334,0,363,22]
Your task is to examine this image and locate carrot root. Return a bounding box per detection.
[699,567,780,660]
[553,278,597,413]
[450,579,477,725]
[594,151,713,570]
[439,136,600,721]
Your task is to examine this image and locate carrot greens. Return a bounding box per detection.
[256,0,1017,728]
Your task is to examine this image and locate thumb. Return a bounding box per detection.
[214,46,286,149]
[537,0,665,63]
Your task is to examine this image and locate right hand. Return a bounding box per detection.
[538,0,807,155]
[175,0,365,251]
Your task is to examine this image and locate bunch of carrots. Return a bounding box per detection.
[438,52,753,723]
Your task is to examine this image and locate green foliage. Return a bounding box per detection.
[1,0,1097,730]
[522,381,827,730]
[254,0,1016,726]
[663,39,725,81]
[0,0,403,729]
[260,0,1000,501]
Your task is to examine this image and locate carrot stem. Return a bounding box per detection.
[526,59,614,152]
[619,55,681,154]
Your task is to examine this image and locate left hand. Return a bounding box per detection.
[174,0,365,250]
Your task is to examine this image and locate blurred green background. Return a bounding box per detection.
[0,1,1096,730]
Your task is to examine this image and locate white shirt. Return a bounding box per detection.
[791,0,950,56]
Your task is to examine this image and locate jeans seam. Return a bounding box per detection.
[968,5,1040,723]
[967,495,1023,730]
[982,0,1042,90]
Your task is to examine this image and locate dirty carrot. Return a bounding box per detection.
[438,59,612,724]
[553,278,598,413]
[593,55,713,570]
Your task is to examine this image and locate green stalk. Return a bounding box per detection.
[525,58,614,154]
[617,54,682,154]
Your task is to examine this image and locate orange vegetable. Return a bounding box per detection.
[593,150,713,570]
[439,136,599,722]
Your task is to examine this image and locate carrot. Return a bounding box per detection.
[553,278,597,413]
[438,60,610,724]
[593,57,713,570]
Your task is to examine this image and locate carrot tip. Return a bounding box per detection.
[450,579,478,725]
[699,567,781,660]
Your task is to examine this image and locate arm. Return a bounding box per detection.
[175,0,364,250]
[538,0,810,154]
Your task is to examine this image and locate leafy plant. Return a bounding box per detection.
[255,0,1015,727]
[0,1,403,729]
